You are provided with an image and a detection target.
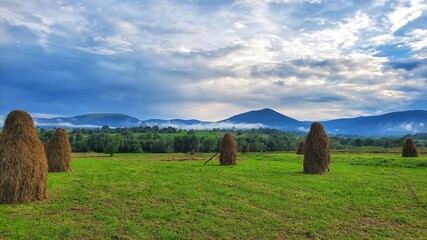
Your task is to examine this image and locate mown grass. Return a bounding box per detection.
[1,152,426,239]
[334,146,427,154]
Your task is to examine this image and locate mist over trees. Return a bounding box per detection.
[36,126,427,154]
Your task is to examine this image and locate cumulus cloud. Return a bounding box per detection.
[387,0,427,32]
[0,0,426,121]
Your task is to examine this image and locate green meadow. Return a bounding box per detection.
[1,152,426,239]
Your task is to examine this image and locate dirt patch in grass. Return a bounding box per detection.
[159,156,207,162]
[71,153,110,158]
[132,154,210,162]
[69,207,92,214]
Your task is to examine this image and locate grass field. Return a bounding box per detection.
[1,152,426,239]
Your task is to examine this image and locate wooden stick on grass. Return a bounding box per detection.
[204,152,219,165]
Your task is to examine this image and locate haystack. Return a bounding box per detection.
[304,122,330,174]
[241,144,249,153]
[44,128,71,172]
[0,110,48,203]
[402,139,418,157]
[296,142,304,155]
[219,133,237,165]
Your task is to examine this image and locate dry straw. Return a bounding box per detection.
[304,122,330,174]
[0,110,48,203]
[402,139,418,157]
[241,144,249,153]
[45,128,72,172]
[219,133,237,165]
[296,141,304,155]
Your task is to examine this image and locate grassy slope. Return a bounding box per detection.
[1,152,426,239]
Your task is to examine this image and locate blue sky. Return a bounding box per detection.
[0,0,426,122]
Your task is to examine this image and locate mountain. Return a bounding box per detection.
[322,110,427,136]
[142,119,209,127]
[18,109,427,136]
[34,113,140,128]
[220,108,307,131]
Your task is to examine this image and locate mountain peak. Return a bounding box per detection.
[257,108,278,113]
[221,108,301,127]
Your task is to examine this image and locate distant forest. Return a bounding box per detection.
[35,126,427,154]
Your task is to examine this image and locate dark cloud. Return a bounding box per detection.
[388,59,426,71]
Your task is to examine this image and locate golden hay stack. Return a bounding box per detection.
[402,138,418,157]
[304,122,330,174]
[44,128,72,172]
[219,133,237,165]
[296,141,304,155]
[0,110,48,203]
[241,144,249,153]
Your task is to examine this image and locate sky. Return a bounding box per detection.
[0,0,426,122]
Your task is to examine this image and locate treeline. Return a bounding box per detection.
[404,133,427,140]
[36,126,427,154]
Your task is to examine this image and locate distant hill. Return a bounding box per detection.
[34,113,140,128]
[220,108,307,131]
[322,110,427,136]
[15,109,427,136]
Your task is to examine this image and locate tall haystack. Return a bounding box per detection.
[402,139,418,157]
[304,122,330,174]
[44,128,71,172]
[219,133,237,165]
[296,142,304,155]
[0,110,48,203]
[241,144,249,153]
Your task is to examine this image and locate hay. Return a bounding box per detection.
[219,133,237,165]
[241,144,249,153]
[0,110,48,203]
[296,141,304,155]
[304,122,330,174]
[402,139,418,157]
[44,128,72,172]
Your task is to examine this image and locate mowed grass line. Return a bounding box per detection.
[0,153,426,239]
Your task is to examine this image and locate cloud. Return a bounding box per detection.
[0,0,426,121]
[407,29,427,52]
[0,115,4,128]
[386,121,426,133]
[387,0,427,32]
[30,113,64,118]
[144,121,266,130]
[33,121,101,129]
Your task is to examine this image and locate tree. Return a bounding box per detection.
[151,136,174,153]
[87,133,108,152]
[105,139,120,157]
[200,137,218,152]
[72,138,90,152]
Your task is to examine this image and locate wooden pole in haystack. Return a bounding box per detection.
[402,139,418,157]
[219,133,237,165]
[0,110,48,203]
[204,152,219,165]
[303,122,330,174]
[44,128,72,172]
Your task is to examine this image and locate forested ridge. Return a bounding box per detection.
[36,126,427,154]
